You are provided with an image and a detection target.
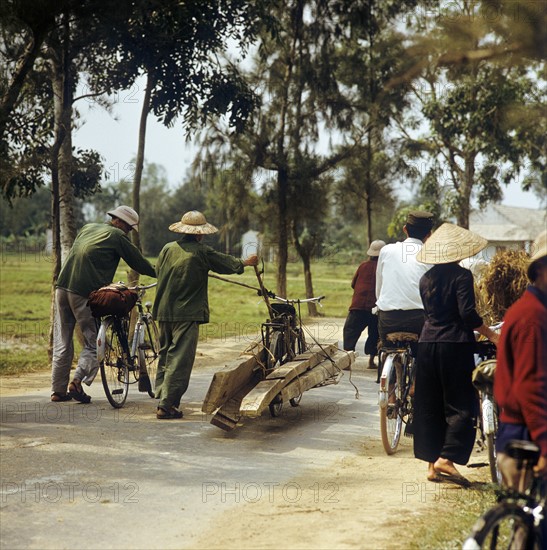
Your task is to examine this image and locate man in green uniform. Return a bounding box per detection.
[153,210,258,419]
[51,206,156,403]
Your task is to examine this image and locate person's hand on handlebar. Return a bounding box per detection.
[476,323,500,346]
[243,255,259,267]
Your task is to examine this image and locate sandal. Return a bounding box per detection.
[68,381,92,404]
[156,407,183,420]
[51,392,72,402]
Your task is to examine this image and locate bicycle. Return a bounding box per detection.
[463,439,546,550]
[260,295,325,417]
[472,328,502,484]
[378,331,418,455]
[97,282,160,408]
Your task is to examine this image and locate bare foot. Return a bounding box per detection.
[427,462,440,482]
[433,457,462,477]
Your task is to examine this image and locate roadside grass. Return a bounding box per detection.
[0,252,355,375]
[408,475,498,549]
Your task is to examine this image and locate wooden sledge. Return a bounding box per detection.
[202,341,355,431]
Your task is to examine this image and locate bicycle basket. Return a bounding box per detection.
[87,284,138,318]
[472,359,496,391]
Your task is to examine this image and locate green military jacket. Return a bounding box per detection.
[56,223,156,297]
[153,235,245,323]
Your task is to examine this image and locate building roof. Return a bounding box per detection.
[469,204,546,242]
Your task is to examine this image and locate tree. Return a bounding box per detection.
[80,0,263,281]
[406,63,545,227]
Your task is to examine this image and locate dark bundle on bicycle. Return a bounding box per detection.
[87,283,138,318]
[270,302,297,328]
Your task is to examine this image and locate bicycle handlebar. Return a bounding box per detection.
[273,295,325,305]
[127,282,157,291]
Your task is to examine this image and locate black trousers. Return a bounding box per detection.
[342,310,379,355]
[413,342,477,465]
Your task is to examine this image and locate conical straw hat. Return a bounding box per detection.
[169,210,218,234]
[417,223,488,265]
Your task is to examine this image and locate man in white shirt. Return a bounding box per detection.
[375,210,434,345]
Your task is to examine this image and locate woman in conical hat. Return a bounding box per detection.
[413,223,500,484]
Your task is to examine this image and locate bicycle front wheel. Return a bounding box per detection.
[99,318,129,408]
[379,353,404,455]
[463,502,535,550]
[138,315,160,398]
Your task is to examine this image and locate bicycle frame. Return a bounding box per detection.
[97,282,158,408]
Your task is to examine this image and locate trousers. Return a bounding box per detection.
[343,309,379,355]
[413,342,477,465]
[51,288,99,393]
[155,321,200,409]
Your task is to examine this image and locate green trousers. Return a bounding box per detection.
[155,321,200,409]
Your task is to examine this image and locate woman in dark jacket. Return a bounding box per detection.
[413,223,499,484]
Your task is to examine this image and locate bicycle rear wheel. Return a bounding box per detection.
[379,353,404,455]
[138,315,160,398]
[99,318,129,408]
[462,502,534,550]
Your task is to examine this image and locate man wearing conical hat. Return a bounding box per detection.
[413,223,499,484]
[494,229,547,486]
[152,211,258,419]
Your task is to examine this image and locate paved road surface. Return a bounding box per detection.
[0,321,388,549]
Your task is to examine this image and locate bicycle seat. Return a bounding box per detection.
[385,332,419,344]
[505,440,540,464]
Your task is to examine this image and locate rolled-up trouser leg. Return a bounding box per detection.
[68,292,99,385]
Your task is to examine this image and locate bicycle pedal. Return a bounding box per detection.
[112,389,124,395]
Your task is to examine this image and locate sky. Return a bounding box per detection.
[73,82,542,210]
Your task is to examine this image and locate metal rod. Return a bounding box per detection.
[253,265,274,319]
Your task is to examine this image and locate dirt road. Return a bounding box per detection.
[0,319,487,549]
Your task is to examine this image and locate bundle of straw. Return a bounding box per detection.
[475,249,529,325]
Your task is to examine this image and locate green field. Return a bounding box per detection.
[0,252,354,375]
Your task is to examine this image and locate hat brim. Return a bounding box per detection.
[169,222,218,235]
[417,223,487,264]
[108,212,139,232]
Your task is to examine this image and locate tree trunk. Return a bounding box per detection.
[276,167,289,298]
[292,223,319,317]
[0,25,50,140]
[48,13,78,359]
[128,73,152,285]
[458,154,475,228]
[50,16,76,261]
[365,129,373,245]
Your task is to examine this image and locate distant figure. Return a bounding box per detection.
[51,206,156,403]
[152,211,258,420]
[495,229,547,487]
[343,240,386,369]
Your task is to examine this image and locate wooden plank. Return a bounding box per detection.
[280,350,355,402]
[265,343,338,379]
[201,341,265,414]
[239,344,339,418]
[209,378,259,431]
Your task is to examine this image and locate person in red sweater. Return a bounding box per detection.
[494,229,547,484]
[343,240,385,369]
